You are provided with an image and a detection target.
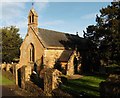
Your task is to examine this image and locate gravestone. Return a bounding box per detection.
[21,65,32,89]
[1,63,6,70]
[44,68,62,96]
[6,64,12,71]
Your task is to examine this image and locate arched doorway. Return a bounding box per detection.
[74,57,78,74]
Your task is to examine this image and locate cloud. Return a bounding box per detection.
[1,0,113,2]
[0,2,28,38]
[0,2,49,38]
[0,2,27,27]
[1,2,49,23]
[3,19,27,29]
[1,2,26,20]
[1,0,49,2]
[80,12,101,20]
[34,2,49,16]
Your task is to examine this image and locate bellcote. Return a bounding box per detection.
[28,7,38,33]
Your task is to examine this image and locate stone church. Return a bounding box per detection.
[18,7,85,78]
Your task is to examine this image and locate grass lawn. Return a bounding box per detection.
[0,73,15,85]
[61,75,106,96]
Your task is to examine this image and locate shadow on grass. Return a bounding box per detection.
[66,83,99,92]
[82,73,107,80]
[68,78,99,86]
[68,76,106,87]
[61,75,106,96]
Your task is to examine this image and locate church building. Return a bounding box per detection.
[18,7,84,76]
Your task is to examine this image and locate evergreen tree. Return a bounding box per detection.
[0,26,23,63]
[84,2,120,67]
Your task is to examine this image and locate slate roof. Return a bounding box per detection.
[58,50,73,62]
[38,28,83,49]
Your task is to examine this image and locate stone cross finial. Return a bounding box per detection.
[76,32,78,35]
[32,2,34,8]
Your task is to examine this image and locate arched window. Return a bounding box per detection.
[30,43,35,62]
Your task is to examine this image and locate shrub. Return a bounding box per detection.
[105,64,120,74]
[99,74,120,97]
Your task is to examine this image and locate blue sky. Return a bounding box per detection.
[1,1,111,38]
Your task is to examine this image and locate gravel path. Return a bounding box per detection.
[1,85,33,97]
[1,85,18,96]
[67,74,83,79]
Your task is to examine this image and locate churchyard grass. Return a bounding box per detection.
[0,74,14,85]
[61,75,106,96]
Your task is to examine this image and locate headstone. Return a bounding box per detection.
[44,68,62,96]
[1,63,6,70]
[6,64,12,71]
[21,65,32,89]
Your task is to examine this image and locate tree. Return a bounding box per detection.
[1,26,23,63]
[84,2,120,68]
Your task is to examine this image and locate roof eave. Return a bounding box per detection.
[46,46,65,50]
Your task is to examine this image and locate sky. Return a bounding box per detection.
[0,1,112,39]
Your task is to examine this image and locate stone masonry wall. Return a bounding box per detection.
[43,49,64,68]
[19,27,44,68]
[67,53,75,75]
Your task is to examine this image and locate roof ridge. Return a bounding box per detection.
[38,28,77,36]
